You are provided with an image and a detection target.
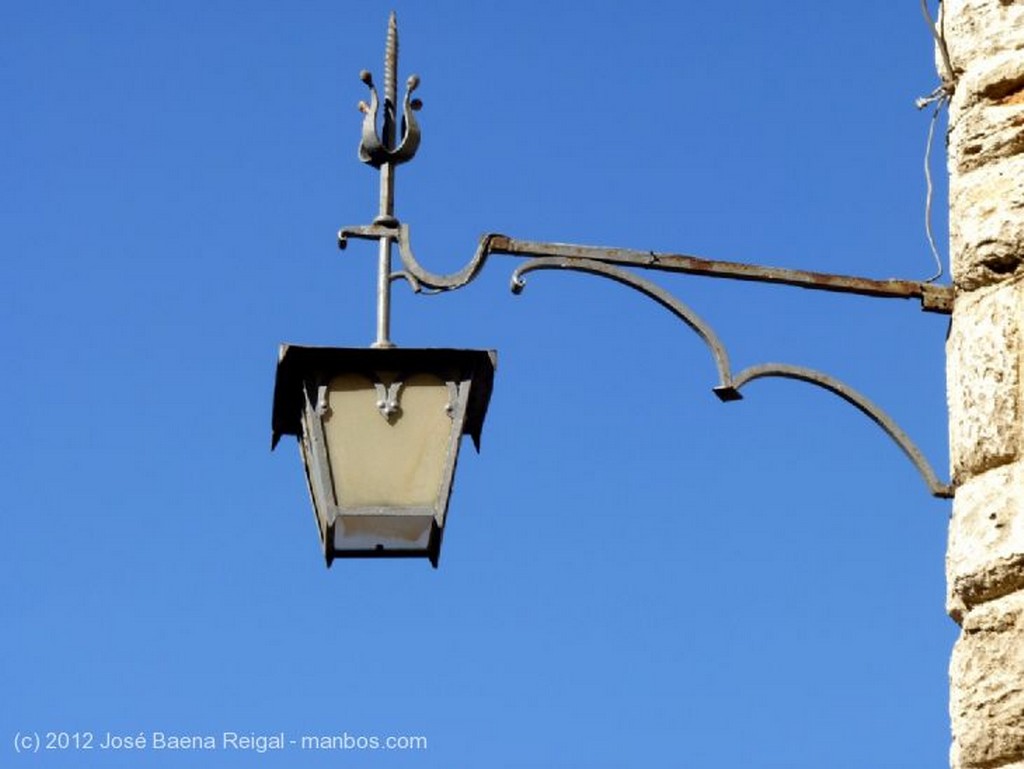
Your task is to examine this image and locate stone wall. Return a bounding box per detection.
[943,1,1024,767]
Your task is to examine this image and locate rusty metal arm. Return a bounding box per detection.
[490,235,953,314]
[338,225,953,313]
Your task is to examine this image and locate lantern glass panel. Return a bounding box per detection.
[322,372,454,508]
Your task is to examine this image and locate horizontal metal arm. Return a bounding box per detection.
[487,235,953,314]
[339,224,953,313]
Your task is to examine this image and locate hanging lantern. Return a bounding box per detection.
[272,345,496,567]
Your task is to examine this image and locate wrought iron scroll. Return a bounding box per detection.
[338,224,496,294]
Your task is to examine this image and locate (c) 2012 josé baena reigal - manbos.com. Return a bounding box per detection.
[29,730,426,754]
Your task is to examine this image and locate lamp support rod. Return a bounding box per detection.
[356,11,423,348]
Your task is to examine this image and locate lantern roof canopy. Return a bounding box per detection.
[271,345,497,451]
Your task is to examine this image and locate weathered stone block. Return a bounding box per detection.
[949,51,1024,175]
[949,591,1024,769]
[947,282,1023,482]
[949,155,1024,290]
[947,461,1024,622]
[943,0,1024,79]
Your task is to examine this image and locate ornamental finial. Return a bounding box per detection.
[357,11,422,168]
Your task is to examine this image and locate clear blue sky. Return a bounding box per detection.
[3,2,957,767]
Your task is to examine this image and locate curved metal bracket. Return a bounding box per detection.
[396,226,497,291]
[722,363,953,499]
[338,222,496,293]
[510,257,734,391]
[389,269,422,293]
[506,258,952,499]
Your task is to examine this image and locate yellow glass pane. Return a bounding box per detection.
[323,372,454,508]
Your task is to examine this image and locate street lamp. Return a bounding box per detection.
[270,14,494,567]
[272,345,494,567]
[273,12,953,568]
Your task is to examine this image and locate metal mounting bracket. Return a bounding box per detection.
[338,13,955,500]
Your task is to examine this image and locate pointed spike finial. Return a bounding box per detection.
[384,11,398,109]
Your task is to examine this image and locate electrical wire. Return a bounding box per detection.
[921,99,947,283]
[916,0,956,284]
